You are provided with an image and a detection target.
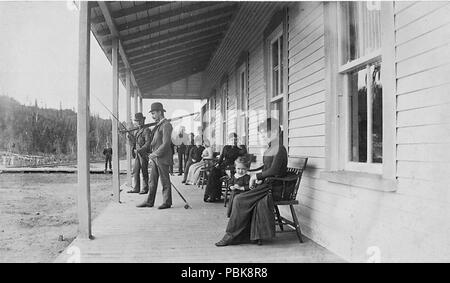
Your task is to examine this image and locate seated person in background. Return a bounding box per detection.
[182,135,204,184]
[226,156,251,218]
[203,133,247,202]
[185,139,213,185]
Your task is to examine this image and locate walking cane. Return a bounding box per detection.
[148,157,191,209]
[171,182,192,209]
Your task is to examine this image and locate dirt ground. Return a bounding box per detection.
[0,172,126,263]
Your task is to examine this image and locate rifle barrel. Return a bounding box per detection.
[119,111,199,133]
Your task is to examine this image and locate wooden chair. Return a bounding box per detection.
[265,157,308,243]
[197,152,220,189]
[197,159,215,189]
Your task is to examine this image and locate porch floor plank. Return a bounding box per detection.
[55,175,344,263]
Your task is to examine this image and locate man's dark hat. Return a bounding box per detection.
[134,112,146,121]
[149,102,166,113]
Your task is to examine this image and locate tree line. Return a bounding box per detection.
[0,95,126,159]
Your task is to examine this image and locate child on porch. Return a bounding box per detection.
[226,156,251,217]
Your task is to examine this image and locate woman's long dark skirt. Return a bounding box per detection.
[224,184,276,243]
[204,167,225,201]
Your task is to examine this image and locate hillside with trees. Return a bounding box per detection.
[0,95,126,161]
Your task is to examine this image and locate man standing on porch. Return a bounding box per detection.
[137,102,173,209]
[127,112,152,194]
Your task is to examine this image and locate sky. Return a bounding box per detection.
[0,0,202,133]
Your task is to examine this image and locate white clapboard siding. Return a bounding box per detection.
[397,84,450,111]
[395,3,450,45]
[393,0,450,261]
[281,1,450,262]
[248,40,266,154]
[397,124,450,144]
[395,1,448,30]
[396,22,450,62]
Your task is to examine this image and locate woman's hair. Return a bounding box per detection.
[257,118,280,134]
[234,156,250,168]
[228,132,238,139]
[194,135,202,145]
[203,138,211,147]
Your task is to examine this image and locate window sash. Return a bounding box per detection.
[337,2,383,168]
[268,26,284,98]
[342,63,382,170]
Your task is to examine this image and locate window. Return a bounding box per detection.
[210,93,216,147]
[267,23,286,140]
[221,80,228,147]
[237,63,249,146]
[338,1,383,173]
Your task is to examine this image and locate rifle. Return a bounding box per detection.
[119,111,200,134]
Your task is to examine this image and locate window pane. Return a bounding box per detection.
[349,68,367,162]
[271,101,284,139]
[371,63,382,163]
[280,36,284,94]
[273,69,279,96]
[343,1,381,63]
[240,71,246,111]
[272,40,278,68]
[349,61,383,163]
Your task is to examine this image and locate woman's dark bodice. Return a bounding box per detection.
[256,141,287,180]
[219,145,247,168]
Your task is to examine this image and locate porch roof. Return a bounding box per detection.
[90,1,239,100]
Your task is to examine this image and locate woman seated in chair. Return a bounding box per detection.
[182,136,204,184]
[185,139,213,185]
[203,133,247,202]
[215,118,287,246]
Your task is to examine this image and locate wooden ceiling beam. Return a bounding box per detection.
[135,56,210,78]
[130,41,218,68]
[92,1,172,24]
[115,2,218,32]
[126,30,224,59]
[140,68,205,93]
[137,62,206,86]
[125,19,230,52]
[107,4,237,45]
[132,45,217,72]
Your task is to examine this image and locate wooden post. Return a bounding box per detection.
[77,1,92,239]
[126,71,132,186]
[134,88,139,116]
[139,91,143,113]
[112,38,120,202]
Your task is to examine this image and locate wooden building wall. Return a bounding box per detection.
[203,2,283,159]
[205,1,450,261]
[285,1,450,262]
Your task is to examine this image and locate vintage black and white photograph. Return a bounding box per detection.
[0,0,449,264]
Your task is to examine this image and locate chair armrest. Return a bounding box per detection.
[265,175,298,183]
[248,165,264,172]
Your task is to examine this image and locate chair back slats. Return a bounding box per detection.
[285,157,308,201]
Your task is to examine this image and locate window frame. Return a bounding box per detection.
[237,62,249,147]
[221,79,228,147]
[268,24,285,102]
[324,1,397,181]
[338,1,382,174]
[265,18,288,145]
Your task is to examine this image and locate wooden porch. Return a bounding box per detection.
[55,175,344,263]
